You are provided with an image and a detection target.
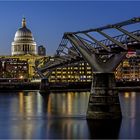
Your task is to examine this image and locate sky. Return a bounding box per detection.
[0,1,139,55]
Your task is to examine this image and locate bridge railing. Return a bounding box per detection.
[75,30,140,51]
[98,30,140,48]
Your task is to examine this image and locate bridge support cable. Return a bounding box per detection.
[84,33,111,52]
[59,50,78,60]
[68,47,79,57]
[97,30,127,50]
[55,36,81,61]
[62,45,79,56]
[56,38,69,55]
[74,35,98,53]
[115,27,140,42]
[72,35,98,51]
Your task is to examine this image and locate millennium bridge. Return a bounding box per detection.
[35,17,140,119]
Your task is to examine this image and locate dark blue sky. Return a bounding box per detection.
[0,1,140,55]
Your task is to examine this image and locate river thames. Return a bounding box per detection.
[0,90,139,139]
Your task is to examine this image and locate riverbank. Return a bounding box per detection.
[0,82,40,91]
[0,81,139,92]
[40,81,140,93]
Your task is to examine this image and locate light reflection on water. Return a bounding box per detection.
[119,91,140,139]
[47,92,89,117]
[0,91,140,138]
[120,91,138,118]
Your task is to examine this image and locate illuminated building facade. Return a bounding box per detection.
[0,53,139,81]
[115,53,140,81]
[0,58,28,78]
[48,52,140,83]
[49,62,92,82]
[0,54,48,79]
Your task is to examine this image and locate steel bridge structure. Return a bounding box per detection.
[35,17,140,119]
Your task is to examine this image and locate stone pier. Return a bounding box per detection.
[40,78,50,94]
[86,73,122,119]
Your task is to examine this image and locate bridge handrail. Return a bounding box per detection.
[93,30,140,48]
[57,30,140,56]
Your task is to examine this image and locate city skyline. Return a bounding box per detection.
[0,1,139,55]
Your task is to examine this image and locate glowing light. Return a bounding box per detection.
[19,75,23,79]
[124,92,130,98]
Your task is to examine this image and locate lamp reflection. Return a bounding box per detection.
[12,91,90,139]
[18,92,34,116]
[19,92,24,114]
[46,92,89,117]
[124,92,130,98]
[19,91,49,117]
[120,92,136,118]
[46,119,89,139]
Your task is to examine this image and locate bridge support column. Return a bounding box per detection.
[87,73,122,119]
[40,78,50,94]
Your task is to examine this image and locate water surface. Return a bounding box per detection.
[0,90,139,139]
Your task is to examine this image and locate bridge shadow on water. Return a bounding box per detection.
[87,119,121,139]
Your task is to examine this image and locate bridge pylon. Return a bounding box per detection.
[66,34,127,119]
[87,72,121,119]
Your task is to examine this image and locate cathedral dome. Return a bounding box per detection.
[14,18,34,42]
[11,18,37,56]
